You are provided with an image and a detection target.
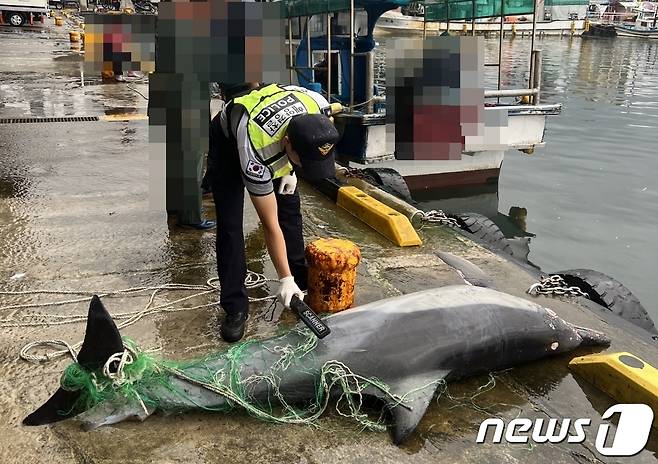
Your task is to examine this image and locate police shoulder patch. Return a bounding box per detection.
[246,159,266,179]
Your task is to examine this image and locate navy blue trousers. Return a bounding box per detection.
[209,117,308,316]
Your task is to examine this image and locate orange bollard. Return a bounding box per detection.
[305,238,361,313]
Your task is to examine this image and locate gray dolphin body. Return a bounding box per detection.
[24,285,610,444]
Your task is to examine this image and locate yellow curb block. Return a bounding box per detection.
[336,186,422,247]
[569,352,658,427]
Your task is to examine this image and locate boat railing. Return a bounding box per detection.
[592,12,637,25]
[418,0,543,106]
[282,0,545,113]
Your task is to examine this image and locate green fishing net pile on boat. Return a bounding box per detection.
[58,331,417,432]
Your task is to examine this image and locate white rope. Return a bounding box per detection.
[103,350,135,386]
[1,271,276,363]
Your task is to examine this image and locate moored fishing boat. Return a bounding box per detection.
[282,0,562,192]
[613,2,658,37]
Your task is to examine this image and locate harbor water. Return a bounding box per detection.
[498,36,658,322]
[376,35,658,321]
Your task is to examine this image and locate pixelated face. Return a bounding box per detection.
[155,0,287,83]
[84,1,286,84]
[385,36,489,161]
[83,14,156,75]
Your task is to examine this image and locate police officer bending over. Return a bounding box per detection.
[209,83,340,343]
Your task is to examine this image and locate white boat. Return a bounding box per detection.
[375,8,586,36]
[614,2,658,38]
[335,103,560,189]
[287,4,562,191]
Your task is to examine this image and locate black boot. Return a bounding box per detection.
[220,311,248,343]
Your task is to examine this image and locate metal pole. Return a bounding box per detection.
[365,51,374,113]
[288,18,294,84]
[327,13,332,99]
[529,0,538,89]
[306,16,313,83]
[533,49,541,104]
[485,88,539,98]
[350,0,355,111]
[472,0,476,35]
[423,7,427,39]
[498,0,504,95]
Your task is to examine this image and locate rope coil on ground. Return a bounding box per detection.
[1,271,275,363]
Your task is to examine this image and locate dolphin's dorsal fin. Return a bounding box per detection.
[23,296,123,426]
[386,371,450,445]
[77,295,124,369]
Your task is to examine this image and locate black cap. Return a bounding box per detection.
[286,113,340,180]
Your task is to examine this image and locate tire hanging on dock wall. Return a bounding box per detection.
[361,168,414,203]
[354,169,525,262]
[555,269,657,334]
[447,212,514,255]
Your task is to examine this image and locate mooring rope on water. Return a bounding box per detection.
[0,271,276,363]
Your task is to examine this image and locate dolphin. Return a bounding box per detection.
[23,286,610,444]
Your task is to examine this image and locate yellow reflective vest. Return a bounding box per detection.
[232,84,323,179]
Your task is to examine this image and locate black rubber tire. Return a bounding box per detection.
[556,269,657,334]
[6,12,25,26]
[448,212,514,256]
[362,167,414,203]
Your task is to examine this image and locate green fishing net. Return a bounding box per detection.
[57,331,429,432]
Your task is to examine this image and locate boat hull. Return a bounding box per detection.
[335,104,559,190]
[614,25,658,38]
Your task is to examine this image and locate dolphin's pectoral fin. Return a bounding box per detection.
[436,252,496,289]
[384,371,450,445]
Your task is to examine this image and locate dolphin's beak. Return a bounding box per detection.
[23,388,82,426]
[575,326,611,346]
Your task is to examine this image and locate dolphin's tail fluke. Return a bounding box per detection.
[23,295,124,426]
[575,326,611,347]
[22,387,86,426]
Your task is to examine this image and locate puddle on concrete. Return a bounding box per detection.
[104,107,140,116]
[0,177,24,199]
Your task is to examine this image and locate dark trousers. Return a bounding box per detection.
[210,132,308,316]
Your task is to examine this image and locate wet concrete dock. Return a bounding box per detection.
[1,17,657,464]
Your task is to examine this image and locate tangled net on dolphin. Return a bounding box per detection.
[59,331,446,432]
